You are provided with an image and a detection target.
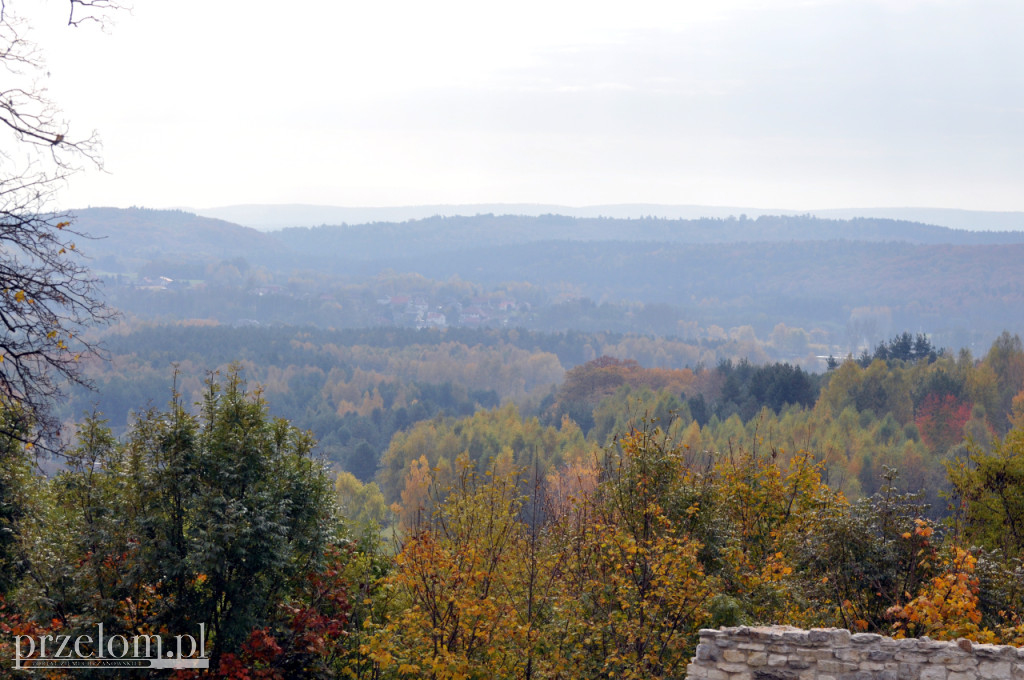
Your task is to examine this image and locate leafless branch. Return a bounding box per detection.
[0,0,124,450]
[68,0,128,28]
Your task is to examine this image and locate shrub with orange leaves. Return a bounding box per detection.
[887,548,993,642]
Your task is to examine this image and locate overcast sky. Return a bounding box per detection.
[26,0,1024,211]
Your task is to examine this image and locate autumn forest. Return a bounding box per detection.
[5,0,1024,676]
[3,207,1024,679]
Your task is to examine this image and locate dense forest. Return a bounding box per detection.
[59,323,805,478]
[60,325,1019,513]
[4,327,1024,678]
[4,206,1024,677]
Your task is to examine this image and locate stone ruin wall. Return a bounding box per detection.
[686,626,1024,680]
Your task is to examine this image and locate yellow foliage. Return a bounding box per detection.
[1011,389,1024,431]
[888,549,994,643]
[395,455,433,534]
[369,464,542,680]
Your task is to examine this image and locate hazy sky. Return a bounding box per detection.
[25,0,1024,211]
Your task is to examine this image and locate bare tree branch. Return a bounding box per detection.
[68,0,127,28]
[0,0,125,450]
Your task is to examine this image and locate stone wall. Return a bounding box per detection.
[685,626,1024,680]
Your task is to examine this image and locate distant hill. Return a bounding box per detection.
[65,207,1024,346]
[69,207,288,266]
[811,207,1024,232]
[69,208,1024,275]
[383,238,1024,329]
[271,214,1024,266]
[193,203,1024,233]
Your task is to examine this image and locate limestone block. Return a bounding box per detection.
[919,667,947,680]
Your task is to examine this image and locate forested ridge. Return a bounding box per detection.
[75,209,1024,263]
[74,208,1024,348]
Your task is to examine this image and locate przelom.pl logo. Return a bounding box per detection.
[12,623,209,670]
